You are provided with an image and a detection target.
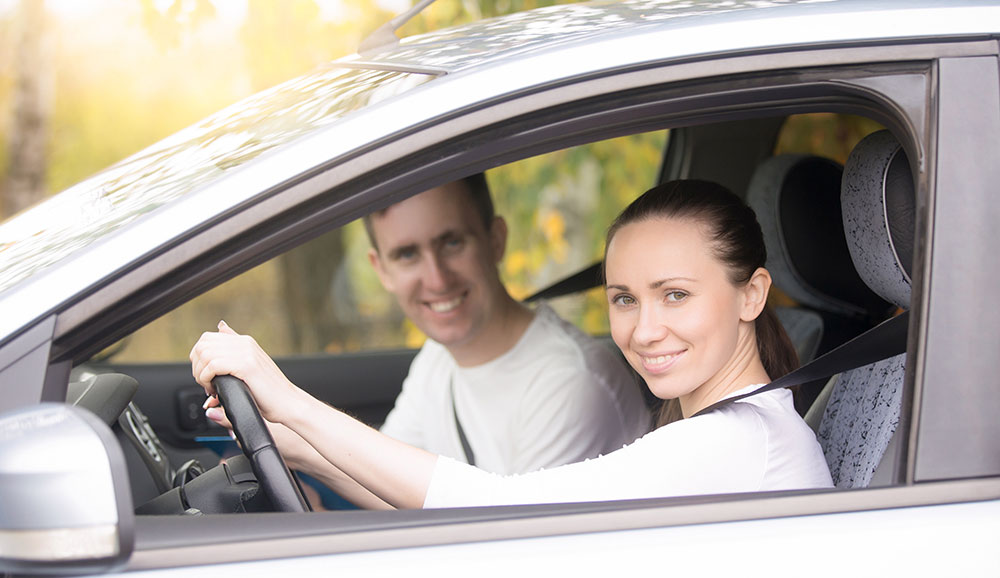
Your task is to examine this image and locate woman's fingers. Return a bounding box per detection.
[205,406,233,429]
[188,321,296,423]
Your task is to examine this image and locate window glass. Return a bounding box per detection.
[775,113,883,163]
[110,130,668,363]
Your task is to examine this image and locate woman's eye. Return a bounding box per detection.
[612,294,636,306]
[665,290,688,302]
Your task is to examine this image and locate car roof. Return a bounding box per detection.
[0,0,996,345]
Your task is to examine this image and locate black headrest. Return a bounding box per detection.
[747,154,890,320]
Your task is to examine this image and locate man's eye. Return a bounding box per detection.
[396,248,418,261]
[442,237,465,252]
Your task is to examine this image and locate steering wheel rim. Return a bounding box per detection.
[213,375,310,513]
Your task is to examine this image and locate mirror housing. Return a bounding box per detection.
[0,403,133,575]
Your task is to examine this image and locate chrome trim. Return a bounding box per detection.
[0,526,119,561]
[327,60,451,76]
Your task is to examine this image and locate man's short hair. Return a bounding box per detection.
[363,173,494,251]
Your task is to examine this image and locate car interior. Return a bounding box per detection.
[66,108,915,518]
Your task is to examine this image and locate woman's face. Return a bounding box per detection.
[605,217,759,405]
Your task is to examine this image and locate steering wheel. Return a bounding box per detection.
[213,375,310,512]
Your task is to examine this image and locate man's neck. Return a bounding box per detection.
[447,296,535,367]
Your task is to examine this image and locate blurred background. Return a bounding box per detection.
[0,0,582,220]
[0,0,878,363]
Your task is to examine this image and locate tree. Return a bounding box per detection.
[1,0,54,219]
[240,0,393,353]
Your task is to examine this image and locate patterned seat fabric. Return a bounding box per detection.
[817,130,915,488]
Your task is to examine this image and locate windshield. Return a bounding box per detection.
[0,66,433,295]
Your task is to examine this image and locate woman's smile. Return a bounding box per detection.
[638,349,686,374]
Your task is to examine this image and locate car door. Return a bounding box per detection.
[4,9,1000,575]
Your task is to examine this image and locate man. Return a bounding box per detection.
[365,174,650,475]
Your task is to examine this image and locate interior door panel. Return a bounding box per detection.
[100,348,415,460]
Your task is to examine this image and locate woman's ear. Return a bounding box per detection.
[740,267,772,322]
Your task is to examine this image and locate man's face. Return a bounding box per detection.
[367,183,507,349]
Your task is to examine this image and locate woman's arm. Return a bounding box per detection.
[204,404,394,510]
[190,321,437,509]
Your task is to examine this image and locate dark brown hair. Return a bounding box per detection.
[363,173,494,251]
[605,180,798,426]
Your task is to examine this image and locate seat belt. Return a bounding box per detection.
[450,376,476,466]
[692,310,909,418]
[524,262,602,303]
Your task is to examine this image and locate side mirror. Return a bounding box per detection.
[0,403,134,575]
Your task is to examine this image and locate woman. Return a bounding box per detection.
[190,180,833,509]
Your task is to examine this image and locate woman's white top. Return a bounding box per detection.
[423,385,833,508]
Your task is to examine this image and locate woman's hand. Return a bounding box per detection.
[203,401,318,472]
[190,320,437,510]
[189,320,302,425]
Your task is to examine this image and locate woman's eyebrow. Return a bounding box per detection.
[649,277,695,289]
[606,277,695,291]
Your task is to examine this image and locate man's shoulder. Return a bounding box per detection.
[403,339,456,383]
[528,305,626,369]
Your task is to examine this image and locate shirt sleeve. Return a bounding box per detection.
[423,407,769,508]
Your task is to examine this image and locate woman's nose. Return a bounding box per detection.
[632,304,668,346]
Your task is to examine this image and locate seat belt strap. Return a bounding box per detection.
[692,310,909,418]
[524,262,602,303]
[451,376,476,466]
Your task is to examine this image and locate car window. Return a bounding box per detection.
[109,131,668,363]
[775,113,884,163]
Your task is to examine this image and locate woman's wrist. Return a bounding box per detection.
[266,381,315,427]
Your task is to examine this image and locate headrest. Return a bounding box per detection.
[841,130,915,309]
[747,154,889,319]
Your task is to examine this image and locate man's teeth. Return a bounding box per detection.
[429,296,463,313]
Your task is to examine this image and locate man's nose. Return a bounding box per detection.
[632,304,668,346]
[422,252,455,291]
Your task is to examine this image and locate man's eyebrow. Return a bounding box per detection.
[387,243,419,260]
[430,229,465,246]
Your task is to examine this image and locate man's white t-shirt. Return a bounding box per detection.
[380,304,651,475]
[422,385,834,508]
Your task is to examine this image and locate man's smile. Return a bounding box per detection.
[426,293,466,313]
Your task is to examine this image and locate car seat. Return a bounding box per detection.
[815,130,914,488]
[746,153,893,414]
